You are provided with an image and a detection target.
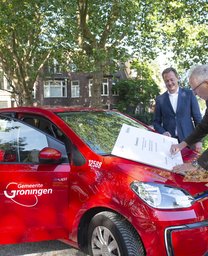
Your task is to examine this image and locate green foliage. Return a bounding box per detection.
[60,0,163,70]
[202,135,208,152]
[114,78,159,113]
[131,113,154,125]
[0,0,64,105]
[157,0,208,70]
[60,111,144,154]
[113,61,160,116]
[57,0,164,107]
[0,0,207,105]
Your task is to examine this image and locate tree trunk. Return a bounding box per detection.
[90,70,103,108]
[13,81,34,106]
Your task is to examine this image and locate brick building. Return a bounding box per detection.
[35,70,125,109]
[0,63,129,109]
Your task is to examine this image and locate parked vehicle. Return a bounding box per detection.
[0,107,207,256]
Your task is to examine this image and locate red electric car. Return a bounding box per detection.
[0,106,207,256]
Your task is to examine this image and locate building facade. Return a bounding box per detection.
[0,62,128,109]
[0,71,16,108]
[35,70,122,109]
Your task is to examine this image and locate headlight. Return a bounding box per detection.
[131,181,194,209]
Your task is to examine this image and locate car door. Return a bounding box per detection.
[0,115,70,244]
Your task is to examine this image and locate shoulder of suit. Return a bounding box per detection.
[157,91,168,98]
[180,87,194,95]
[180,87,192,92]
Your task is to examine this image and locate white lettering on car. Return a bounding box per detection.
[88,160,102,169]
[4,182,53,208]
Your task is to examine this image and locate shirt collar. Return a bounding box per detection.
[168,88,179,95]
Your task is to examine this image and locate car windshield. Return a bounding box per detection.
[57,111,147,155]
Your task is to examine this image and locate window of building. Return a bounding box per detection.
[44,80,67,98]
[0,101,8,108]
[6,79,11,90]
[112,82,119,96]
[101,78,109,96]
[71,80,80,98]
[53,64,61,74]
[88,78,109,97]
[0,71,4,90]
[47,59,62,74]
[89,79,93,97]
[0,72,11,90]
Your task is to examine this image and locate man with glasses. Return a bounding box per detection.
[153,67,202,151]
[171,64,208,175]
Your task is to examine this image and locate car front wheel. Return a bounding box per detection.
[88,211,145,256]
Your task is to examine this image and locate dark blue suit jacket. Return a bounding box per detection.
[153,87,202,142]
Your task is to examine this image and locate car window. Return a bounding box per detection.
[22,116,55,136]
[0,116,68,164]
[21,115,71,153]
[57,111,147,155]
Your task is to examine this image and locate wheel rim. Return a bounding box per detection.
[91,226,121,256]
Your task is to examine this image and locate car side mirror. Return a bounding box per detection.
[39,147,62,164]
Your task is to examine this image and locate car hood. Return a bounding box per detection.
[104,155,208,197]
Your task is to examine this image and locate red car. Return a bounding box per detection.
[0,106,207,256]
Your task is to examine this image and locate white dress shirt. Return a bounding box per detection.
[168,89,179,135]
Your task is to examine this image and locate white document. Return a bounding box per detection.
[112,124,183,171]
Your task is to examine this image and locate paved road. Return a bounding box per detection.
[0,240,89,256]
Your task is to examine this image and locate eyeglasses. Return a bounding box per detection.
[192,80,207,93]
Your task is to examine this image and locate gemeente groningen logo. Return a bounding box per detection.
[4,182,53,207]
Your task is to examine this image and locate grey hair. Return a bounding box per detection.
[188,64,208,83]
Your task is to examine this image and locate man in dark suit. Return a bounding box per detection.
[153,67,202,151]
[171,64,208,175]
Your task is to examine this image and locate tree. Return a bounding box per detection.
[1,0,206,106]
[0,0,62,105]
[157,0,208,70]
[59,0,162,107]
[113,61,160,122]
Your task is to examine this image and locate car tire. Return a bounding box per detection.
[88,211,145,256]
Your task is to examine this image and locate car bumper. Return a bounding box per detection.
[165,220,208,256]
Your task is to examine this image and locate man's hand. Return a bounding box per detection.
[163,131,171,137]
[172,163,197,175]
[194,142,202,153]
[170,141,187,155]
[172,163,208,182]
[170,144,181,155]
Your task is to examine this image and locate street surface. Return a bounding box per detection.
[0,240,88,256]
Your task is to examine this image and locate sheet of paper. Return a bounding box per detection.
[111,124,183,171]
